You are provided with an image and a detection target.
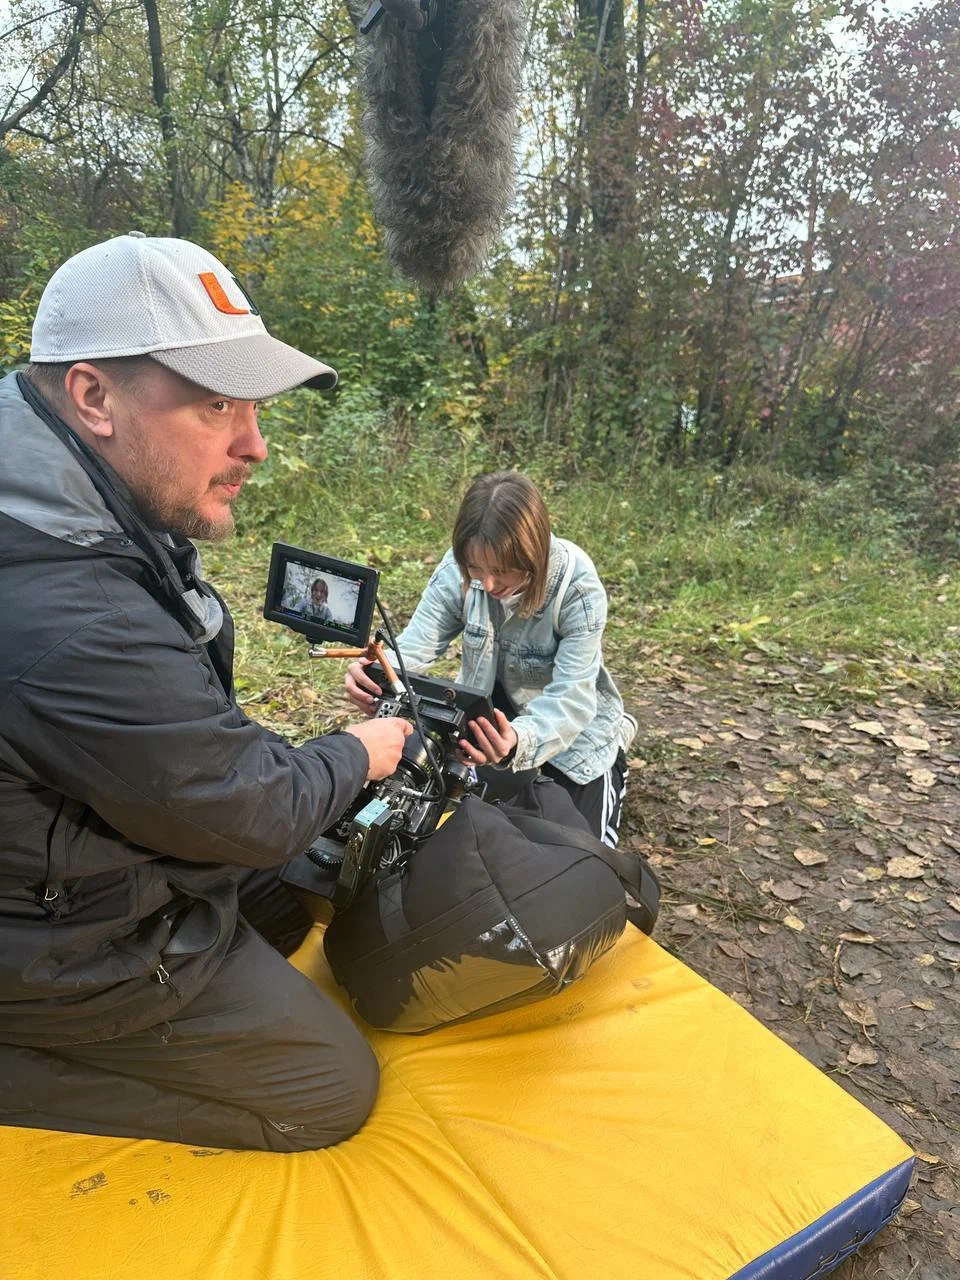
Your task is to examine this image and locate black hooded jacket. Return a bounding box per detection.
[0,372,368,1046]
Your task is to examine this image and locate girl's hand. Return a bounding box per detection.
[344,658,382,714]
[458,708,518,766]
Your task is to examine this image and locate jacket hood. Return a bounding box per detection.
[0,370,125,549]
[0,371,224,643]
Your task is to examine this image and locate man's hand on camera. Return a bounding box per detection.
[345,717,413,780]
[345,658,382,713]
[458,709,518,767]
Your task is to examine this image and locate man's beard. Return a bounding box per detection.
[123,435,249,541]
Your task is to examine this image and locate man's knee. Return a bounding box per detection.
[264,1031,380,1153]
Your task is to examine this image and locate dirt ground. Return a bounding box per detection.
[616,646,960,1279]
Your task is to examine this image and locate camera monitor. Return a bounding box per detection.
[263,543,380,647]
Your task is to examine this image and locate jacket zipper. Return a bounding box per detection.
[42,885,63,921]
[154,963,182,1001]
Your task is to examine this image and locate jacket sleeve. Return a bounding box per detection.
[390,548,465,673]
[3,603,370,868]
[508,582,607,772]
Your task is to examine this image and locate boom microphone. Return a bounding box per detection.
[351,0,524,295]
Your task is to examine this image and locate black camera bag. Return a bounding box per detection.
[323,776,660,1033]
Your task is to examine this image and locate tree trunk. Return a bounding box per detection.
[142,0,191,236]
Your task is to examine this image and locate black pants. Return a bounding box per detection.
[0,868,379,1152]
[480,683,628,846]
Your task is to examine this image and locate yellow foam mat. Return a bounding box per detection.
[1,931,910,1280]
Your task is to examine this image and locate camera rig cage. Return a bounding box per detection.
[263,542,492,913]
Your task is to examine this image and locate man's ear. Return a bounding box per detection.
[63,363,116,439]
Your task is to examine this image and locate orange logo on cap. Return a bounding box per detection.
[198,271,250,315]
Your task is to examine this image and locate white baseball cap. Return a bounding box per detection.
[30,233,337,398]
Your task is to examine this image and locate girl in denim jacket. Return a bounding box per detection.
[346,472,636,846]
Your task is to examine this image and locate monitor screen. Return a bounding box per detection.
[263,544,379,647]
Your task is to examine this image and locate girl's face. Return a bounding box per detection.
[465,545,529,601]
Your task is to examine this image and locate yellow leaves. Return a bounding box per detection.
[0,290,35,367]
[272,152,354,237]
[726,613,772,643]
[203,182,272,280]
[354,213,380,248]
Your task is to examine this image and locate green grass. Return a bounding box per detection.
[207,395,960,734]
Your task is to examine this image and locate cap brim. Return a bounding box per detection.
[150,333,337,397]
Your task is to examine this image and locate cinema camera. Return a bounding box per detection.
[263,542,490,912]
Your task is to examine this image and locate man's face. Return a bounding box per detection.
[97,363,268,540]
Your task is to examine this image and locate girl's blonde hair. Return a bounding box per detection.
[452,472,551,616]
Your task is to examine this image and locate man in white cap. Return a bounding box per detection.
[0,235,411,1150]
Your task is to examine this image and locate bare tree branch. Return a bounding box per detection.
[0,1,91,140]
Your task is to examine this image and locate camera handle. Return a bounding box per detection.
[307,603,447,806]
[307,635,403,697]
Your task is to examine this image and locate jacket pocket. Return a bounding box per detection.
[42,798,88,920]
[517,646,552,673]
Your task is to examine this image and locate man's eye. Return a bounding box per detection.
[211,399,229,412]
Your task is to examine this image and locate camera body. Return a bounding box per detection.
[263,543,491,912]
[313,678,486,909]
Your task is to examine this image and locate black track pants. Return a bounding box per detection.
[0,867,379,1151]
[481,683,628,846]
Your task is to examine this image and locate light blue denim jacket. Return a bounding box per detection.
[393,535,628,784]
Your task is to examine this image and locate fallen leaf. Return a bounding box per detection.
[847,1044,879,1065]
[937,921,960,944]
[916,1152,941,1165]
[782,915,805,931]
[793,847,828,867]
[839,999,878,1028]
[914,954,936,967]
[850,720,886,736]
[839,932,877,944]
[907,768,936,788]
[770,881,803,902]
[853,838,877,858]
[948,897,960,914]
[912,999,936,1011]
[839,951,882,979]
[838,898,853,912]
[863,867,884,880]
[872,812,903,829]
[673,737,705,751]
[886,855,927,878]
[717,940,746,959]
[905,888,930,903]
[902,1199,921,1216]
[891,734,930,753]
[800,766,825,782]
[799,720,833,733]
[741,792,771,809]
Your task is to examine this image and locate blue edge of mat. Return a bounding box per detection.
[729,1157,915,1280]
